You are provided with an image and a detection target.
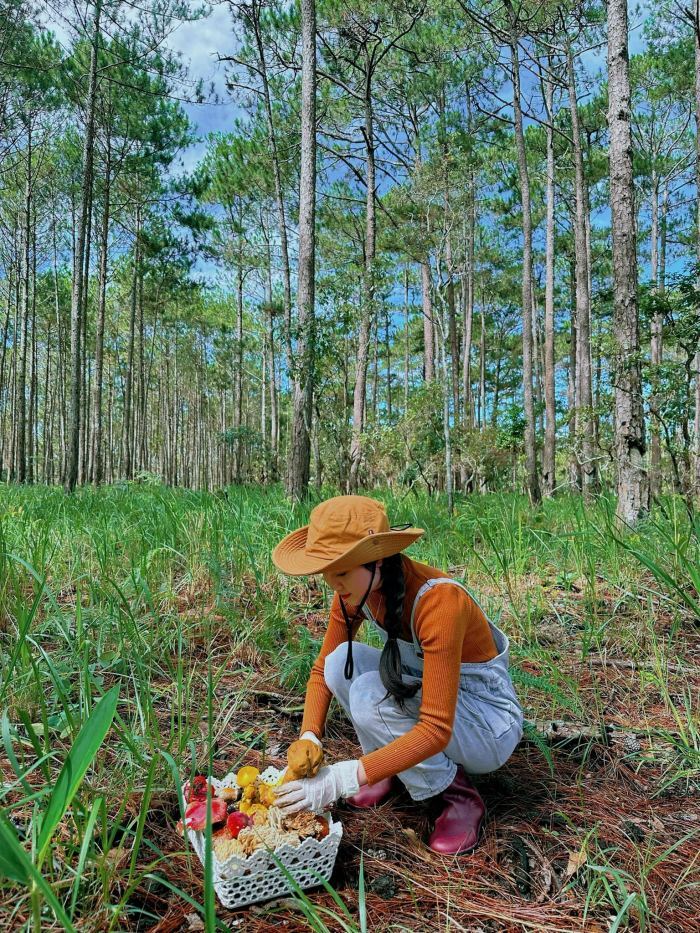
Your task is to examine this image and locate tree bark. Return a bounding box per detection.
[65,0,101,492]
[16,120,31,483]
[91,138,110,484]
[79,183,93,485]
[0,268,12,480]
[567,43,597,499]
[421,260,434,380]
[248,0,293,372]
[385,307,392,422]
[542,63,556,496]
[27,213,37,483]
[694,6,700,497]
[507,4,540,503]
[462,175,475,431]
[439,91,459,418]
[286,0,316,500]
[349,71,376,491]
[608,0,649,524]
[404,267,410,415]
[123,210,139,480]
[478,307,485,428]
[234,216,244,483]
[264,231,279,476]
[649,169,662,496]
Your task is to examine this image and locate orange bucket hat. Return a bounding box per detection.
[272,495,424,576]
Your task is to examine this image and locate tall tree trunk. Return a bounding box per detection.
[567,259,581,489]
[421,260,434,380]
[234,220,244,483]
[492,329,502,428]
[349,71,376,491]
[43,320,53,483]
[123,210,139,480]
[385,307,392,422]
[507,3,541,503]
[542,63,556,496]
[462,177,475,431]
[649,170,663,497]
[694,7,700,497]
[79,186,93,485]
[250,0,293,371]
[27,214,37,484]
[0,269,12,480]
[608,0,649,524]
[478,307,485,428]
[371,321,378,423]
[286,0,316,500]
[567,43,597,499]
[65,0,101,492]
[91,139,110,484]
[439,90,459,417]
[264,232,279,476]
[438,307,453,514]
[16,121,31,483]
[660,177,668,292]
[404,267,410,416]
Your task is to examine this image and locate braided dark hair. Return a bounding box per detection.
[374,553,420,708]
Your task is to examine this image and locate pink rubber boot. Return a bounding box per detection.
[427,766,486,855]
[345,776,398,809]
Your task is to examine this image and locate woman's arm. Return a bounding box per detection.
[300,592,364,739]
[358,586,468,784]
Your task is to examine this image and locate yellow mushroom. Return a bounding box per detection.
[236,766,260,788]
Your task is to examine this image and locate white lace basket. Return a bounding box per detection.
[186,767,343,910]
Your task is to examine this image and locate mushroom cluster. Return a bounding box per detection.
[177,765,330,861]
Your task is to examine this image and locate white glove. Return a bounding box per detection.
[274,760,360,815]
[300,730,322,747]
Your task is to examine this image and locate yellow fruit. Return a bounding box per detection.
[236,766,260,788]
[258,785,276,807]
[238,801,253,814]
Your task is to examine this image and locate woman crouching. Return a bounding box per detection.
[272,495,523,855]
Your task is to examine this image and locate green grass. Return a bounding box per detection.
[0,482,698,930]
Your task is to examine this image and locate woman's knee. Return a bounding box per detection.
[323,645,349,696]
[348,671,386,727]
[324,642,382,697]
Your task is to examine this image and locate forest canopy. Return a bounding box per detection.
[1,0,699,519]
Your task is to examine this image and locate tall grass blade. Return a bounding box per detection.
[69,795,105,918]
[37,685,119,865]
[0,816,76,930]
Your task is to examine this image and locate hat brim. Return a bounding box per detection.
[272,525,424,576]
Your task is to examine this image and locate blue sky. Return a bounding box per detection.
[170,1,650,171]
[166,0,241,174]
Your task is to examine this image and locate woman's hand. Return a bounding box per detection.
[274,760,360,814]
[283,731,324,783]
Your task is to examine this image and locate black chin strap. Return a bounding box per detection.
[339,561,376,680]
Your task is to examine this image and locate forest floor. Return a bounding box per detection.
[0,485,698,932]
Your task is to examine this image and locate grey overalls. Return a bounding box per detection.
[323,577,524,801]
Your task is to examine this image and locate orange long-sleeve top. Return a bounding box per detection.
[300,557,498,785]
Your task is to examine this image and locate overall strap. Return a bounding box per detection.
[409,577,471,653]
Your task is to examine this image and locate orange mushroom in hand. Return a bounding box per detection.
[282,738,324,783]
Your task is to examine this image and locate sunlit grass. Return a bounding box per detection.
[0,482,697,929]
